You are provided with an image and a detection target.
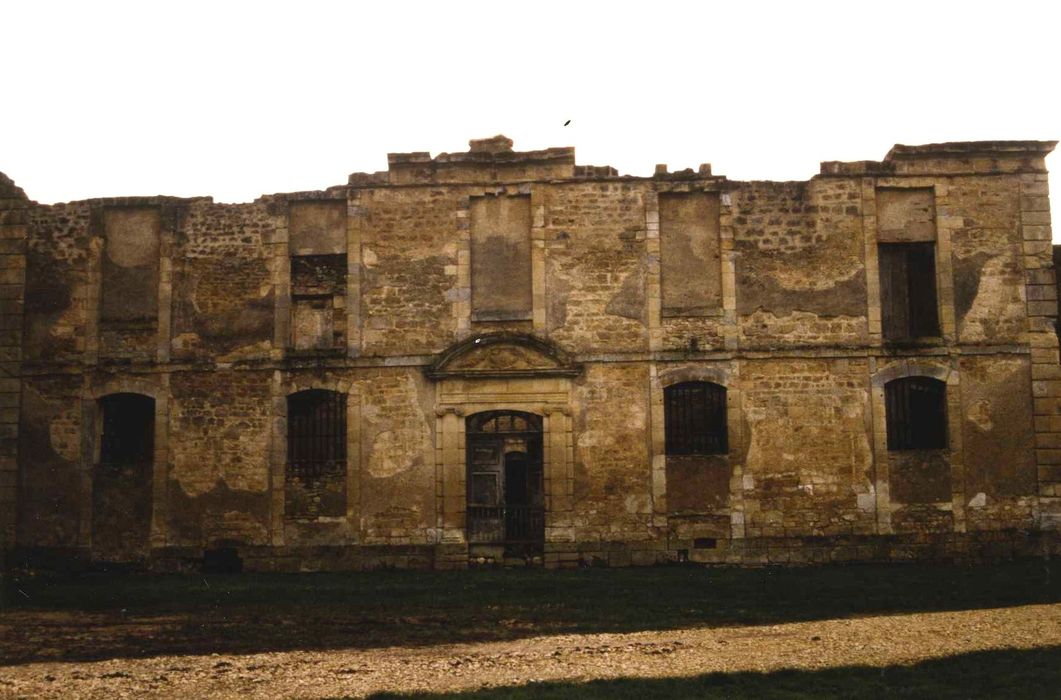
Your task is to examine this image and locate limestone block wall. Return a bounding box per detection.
[5,138,1059,570]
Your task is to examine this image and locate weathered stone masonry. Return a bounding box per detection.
[3,135,1059,571]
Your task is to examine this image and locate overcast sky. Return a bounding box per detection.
[3,0,1059,238]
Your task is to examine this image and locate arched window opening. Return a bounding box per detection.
[94,392,155,560]
[99,393,155,467]
[664,381,727,455]
[885,376,947,450]
[285,389,347,519]
[287,389,347,477]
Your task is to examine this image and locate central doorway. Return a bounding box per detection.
[466,411,544,558]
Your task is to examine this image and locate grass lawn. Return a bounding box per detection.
[2,560,1059,664]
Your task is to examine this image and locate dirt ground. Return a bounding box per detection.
[1,603,1059,699]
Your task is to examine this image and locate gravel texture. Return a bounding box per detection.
[1,603,1059,699]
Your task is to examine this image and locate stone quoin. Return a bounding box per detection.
[1,136,1059,571]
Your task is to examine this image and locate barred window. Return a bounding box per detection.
[885,376,947,450]
[287,389,346,477]
[664,381,727,455]
[99,393,154,467]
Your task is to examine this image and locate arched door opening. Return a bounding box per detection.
[466,411,544,558]
[93,392,155,561]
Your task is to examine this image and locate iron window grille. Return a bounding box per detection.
[664,381,727,455]
[885,376,948,450]
[287,389,347,478]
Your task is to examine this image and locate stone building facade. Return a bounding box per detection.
[2,135,1059,571]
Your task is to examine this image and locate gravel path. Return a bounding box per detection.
[1,603,1059,699]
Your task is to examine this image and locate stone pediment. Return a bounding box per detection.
[425,333,582,380]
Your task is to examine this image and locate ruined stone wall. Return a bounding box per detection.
[739,358,876,538]
[167,370,273,547]
[359,188,457,356]
[571,364,653,548]
[543,182,649,353]
[948,178,1027,344]
[172,202,276,361]
[357,368,436,545]
[734,180,867,349]
[23,202,91,364]
[7,138,1058,570]
[16,375,81,548]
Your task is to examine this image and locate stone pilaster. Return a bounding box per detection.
[719,192,738,351]
[644,192,662,352]
[861,178,882,342]
[269,209,290,359]
[0,173,27,560]
[1022,175,1061,529]
[453,198,471,337]
[347,191,364,356]
[531,198,547,331]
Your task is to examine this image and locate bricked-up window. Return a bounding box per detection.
[287,390,347,477]
[659,193,722,316]
[290,254,347,350]
[470,195,532,321]
[664,382,727,455]
[288,200,348,352]
[879,242,940,341]
[100,208,160,325]
[99,393,155,466]
[885,377,948,450]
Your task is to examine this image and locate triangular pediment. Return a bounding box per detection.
[425,333,582,380]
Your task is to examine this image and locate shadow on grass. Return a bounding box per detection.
[360,646,1061,699]
[1,561,1058,665]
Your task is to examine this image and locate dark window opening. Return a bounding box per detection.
[99,393,155,467]
[879,242,940,341]
[202,547,243,574]
[693,537,718,549]
[664,381,727,455]
[287,389,347,478]
[885,376,948,450]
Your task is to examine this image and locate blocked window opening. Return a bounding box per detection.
[290,254,346,350]
[885,376,948,450]
[285,389,347,518]
[100,207,161,326]
[470,195,532,321]
[99,393,155,467]
[664,381,727,455]
[879,242,940,341]
[288,200,347,256]
[659,192,722,316]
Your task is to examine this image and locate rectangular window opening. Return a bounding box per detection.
[879,242,940,342]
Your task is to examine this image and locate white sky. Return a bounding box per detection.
[3,0,1059,238]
